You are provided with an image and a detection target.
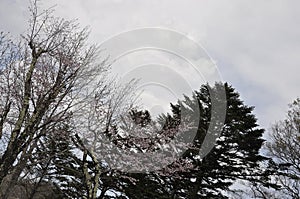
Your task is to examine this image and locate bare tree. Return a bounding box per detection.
[0,1,122,198]
[265,98,300,199]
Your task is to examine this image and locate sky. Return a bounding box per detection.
[0,0,299,133]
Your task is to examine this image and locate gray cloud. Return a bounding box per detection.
[0,0,299,129]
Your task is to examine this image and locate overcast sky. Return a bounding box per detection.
[1,0,299,133]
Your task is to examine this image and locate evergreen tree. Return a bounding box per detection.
[104,83,276,198]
